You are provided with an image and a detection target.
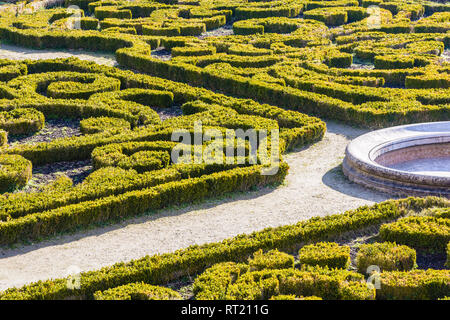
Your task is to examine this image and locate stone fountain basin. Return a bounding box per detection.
[343,121,450,197]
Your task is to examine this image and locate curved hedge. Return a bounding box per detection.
[93,282,181,300]
[0,0,448,301]
[0,197,448,300]
[0,1,447,127]
[0,154,32,192]
[0,57,324,244]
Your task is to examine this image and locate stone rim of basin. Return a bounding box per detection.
[343,121,450,196]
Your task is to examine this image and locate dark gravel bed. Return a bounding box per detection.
[151,47,172,61]
[198,24,234,39]
[8,119,81,146]
[21,160,92,193]
[158,104,183,121]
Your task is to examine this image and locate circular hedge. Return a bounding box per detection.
[0,154,32,192]
[46,74,121,99]
[93,282,181,300]
[0,108,45,136]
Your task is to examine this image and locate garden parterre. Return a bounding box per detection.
[0,0,448,127]
[0,0,448,300]
[0,196,448,300]
[0,57,325,245]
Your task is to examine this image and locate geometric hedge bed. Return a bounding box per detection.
[0,0,449,300]
[0,0,448,127]
[0,57,325,245]
[0,196,448,300]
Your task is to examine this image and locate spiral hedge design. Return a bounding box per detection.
[0,57,324,245]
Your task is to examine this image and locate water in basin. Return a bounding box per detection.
[389,157,450,177]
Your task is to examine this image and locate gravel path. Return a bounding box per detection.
[0,44,117,66]
[0,120,391,290]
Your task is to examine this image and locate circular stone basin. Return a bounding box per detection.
[343,121,450,197]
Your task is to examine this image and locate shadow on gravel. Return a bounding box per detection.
[324,120,371,140]
[321,164,392,202]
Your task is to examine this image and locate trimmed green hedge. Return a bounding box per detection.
[0,197,447,300]
[379,269,450,300]
[0,129,7,147]
[298,242,351,269]
[0,154,32,193]
[379,216,450,252]
[356,242,417,274]
[0,163,288,245]
[94,282,181,300]
[193,263,374,300]
[446,242,450,268]
[248,249,295,271]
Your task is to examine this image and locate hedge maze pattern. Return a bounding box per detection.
[1,197,449,300]
[0,57,326,245]
[0,0,448,300]
[0,0,448,127]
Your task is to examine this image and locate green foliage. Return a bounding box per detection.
[298,242,351,269]
[0,0,448,301]
[0,197,447,300]
[379,269,450,300]
[0,3,446,128]
[324,51,353,68]
[374,55,415,69]
[446,242,450,268]
[80,116,131,134]
[356,242,417,273]
[94,282,181,300]
[0,108,45,135]
[0,129,7,147]
[195,264,373,300]
[45,73,121,99]
[248,249,295,271]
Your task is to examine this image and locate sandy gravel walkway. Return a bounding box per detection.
[0,44,117,66]
[0,121,390,290]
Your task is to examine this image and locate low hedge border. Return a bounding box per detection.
[93,282,181,300]
[0,163,289,245]
[298,242,351,269]
[379,216,450,252]
[0,108,45,135]
[0,154,32,193]
[379,269,450,300]
[0,6,447,128]
[0,197,447,300]
[356,242,417,274]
